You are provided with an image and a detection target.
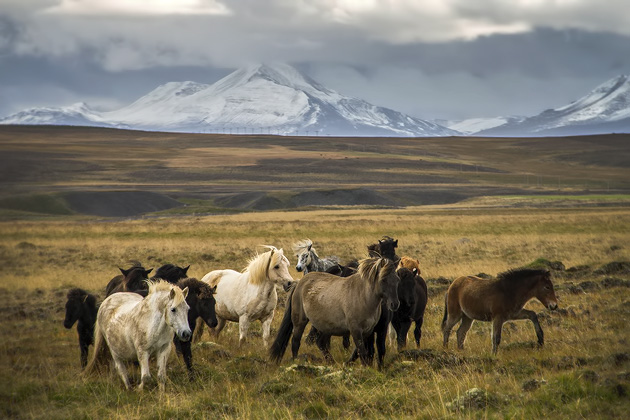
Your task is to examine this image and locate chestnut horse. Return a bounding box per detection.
[442,268,558,354]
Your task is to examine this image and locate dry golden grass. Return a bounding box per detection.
[1,206,629,419]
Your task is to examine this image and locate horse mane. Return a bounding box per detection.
[292,239,316,256]
[496,268,549,290]
[357,257,395,287]
[153,264,189,284]
[67,288,97,307]
[244,246,284,285]
[178,277,214,299]
[147,280,187,306]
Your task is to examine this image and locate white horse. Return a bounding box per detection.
[200,246,293,347]
[83,281,191,391]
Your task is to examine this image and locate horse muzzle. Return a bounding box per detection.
[283,281,295,292]
[548,302,558,311]
[178,329,192,342]
[295,266,303,272]
[388,300,401,312]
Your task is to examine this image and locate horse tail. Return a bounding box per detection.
[441,291,448,331]
[82,319,109,377]
[269,286,295,364]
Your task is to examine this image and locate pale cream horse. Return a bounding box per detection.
[200,246,294,347]
[83,281,191,391]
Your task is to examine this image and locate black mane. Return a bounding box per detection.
[153,264,190,284]
[177,277,214,299]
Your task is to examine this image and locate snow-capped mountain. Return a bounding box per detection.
[440,116,526,135]
[0,102,114,127]
[478,75,630,136]
[0,63,456,137]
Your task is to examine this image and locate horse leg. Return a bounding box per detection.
[137,351,152,391]
[238,315,251,347]
[291,320,308,360]
[261,312,274,348]
[349,331,370,366]
[179,338,194,381]
[413,316,424,348]
[342,333,350,349]
[112,355,132,390]
[395,319,412,351]
[513,309,544,347]
[387,323,396,348]
[156,344,172,392]
[192,316,204,342]
[316,334,334,364]
[79,338,90,369]
[442,311,462,349]
[456,316,473,350]
[213,317,227,340]
[491,317,505,354]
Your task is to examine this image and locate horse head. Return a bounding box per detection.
[295,249,311,273]
[64,288,87,329]
[154,264,190,284]
[267,247,294,290]
[395,268,417,312]
[166,286,192,342]
[535,271,558,310]
[196,284,218,329]
[360,258,400,312]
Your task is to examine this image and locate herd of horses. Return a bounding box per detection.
[64,236,559,390]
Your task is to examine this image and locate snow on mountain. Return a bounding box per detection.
[1,63,456,137]
[441,116,525,135]
[0,102,113,127]
[478,75,630,136]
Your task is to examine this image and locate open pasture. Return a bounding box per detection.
[1,206,629,419]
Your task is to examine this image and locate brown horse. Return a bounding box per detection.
[270,257,400,366]
[442,268,558,354]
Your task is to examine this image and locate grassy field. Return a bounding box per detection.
[1,126,629,215]
[1,206,629,419]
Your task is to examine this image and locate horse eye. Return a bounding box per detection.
[171,308,176,313]
[274,265,280,270]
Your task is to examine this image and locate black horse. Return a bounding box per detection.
[367,236,400,263]
[63,288,98,368]
[105,265,153,297]
[105,263,190,297]
[175,278,217,380]
[153,264,191,284]
[349,267,422,368]
[391,267,428,350]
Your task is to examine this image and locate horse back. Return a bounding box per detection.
[448,275,500,320]
[201,269,234,288]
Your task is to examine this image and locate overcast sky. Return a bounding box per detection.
[1,0,630,121]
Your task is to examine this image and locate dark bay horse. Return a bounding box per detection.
[270,257,400,366]
[105,266,153,297]
[105,263,190,297]
[63,288,98,368]
[390,267,427,350]
[348,267,426,367]
[174,278,217,380]
[367,236,400,263]
[442,268,558,354]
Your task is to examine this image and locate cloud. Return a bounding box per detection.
[45,0,231,16]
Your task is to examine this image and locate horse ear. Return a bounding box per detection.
[394,240,398,247]
[378,239,383,244]
[183,265,190,275]
[119,267,129,276]
[145,268,153,277]
[181,287,189,299]
[210,285,217,294]
[307,243,312,251]
[169,288,175,299]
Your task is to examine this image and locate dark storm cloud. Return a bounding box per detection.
[1,1,629,120]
